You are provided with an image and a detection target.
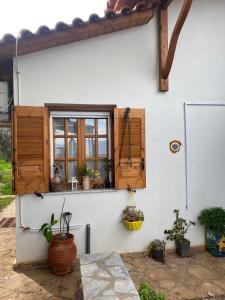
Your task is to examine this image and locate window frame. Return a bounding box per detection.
[50,111,112,189]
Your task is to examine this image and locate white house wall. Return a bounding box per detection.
[13,0,225,263]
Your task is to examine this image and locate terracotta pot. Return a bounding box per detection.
[48,233,77,276]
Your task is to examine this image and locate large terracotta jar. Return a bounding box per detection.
[48,233,77,276]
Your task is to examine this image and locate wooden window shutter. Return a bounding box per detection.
[114,108,146,189]
[13,106,49,194]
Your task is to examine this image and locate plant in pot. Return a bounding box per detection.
[122,206,144,231]
[164,209,195,257]
[147,239,165,262]
[198,207,225,257]
[103,158,113,188]
[39,200,76,275]
[91,170,104,189]
[79,164,93,190]
[50,164,64,192]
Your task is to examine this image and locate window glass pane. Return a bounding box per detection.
[68,161,78,179]
[55,138,65,158]
[98,160,107,179]
[86,160,96,171]
[68,138,77,158]
[86,138,96,157]
[55,161,65,179]
[98,138,107,157]
[68,118,77,135]
[98,119,107,135]
[54,118,64,135]
[85,119,95,135]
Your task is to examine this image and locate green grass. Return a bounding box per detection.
[0,160,12,195]
[0,197,13,212]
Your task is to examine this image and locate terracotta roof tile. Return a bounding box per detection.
[0,0,160,65]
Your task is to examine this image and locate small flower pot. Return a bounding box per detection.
[123,220,143,231]
[151,249,164,261]
[50,182,64,192]
[175,239,190,257]
[105,176,111,188]
[82,176,90,190]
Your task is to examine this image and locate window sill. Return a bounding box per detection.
[46,189,117,196]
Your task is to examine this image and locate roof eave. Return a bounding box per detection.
[0,9,154,63]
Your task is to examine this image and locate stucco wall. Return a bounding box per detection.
[14,0,225,263]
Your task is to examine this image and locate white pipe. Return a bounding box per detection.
[18,195,86,232]
[183,102,189,210]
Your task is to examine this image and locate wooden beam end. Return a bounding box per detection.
[160,78,169,91]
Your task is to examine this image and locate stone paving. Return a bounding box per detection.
[121,251,225,300]
[1,201,225,300]
[80,252,139,299]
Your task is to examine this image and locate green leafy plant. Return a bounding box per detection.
[198,207,225,235]
[0,196,13,212]
[103,158,113,175]
[39,198,72,243]
[138,283,165,300]
[39,213,58,243]
[122,206,144,222]
[0,159,12,195]
[79,164,93,177]
[164,209,195,241]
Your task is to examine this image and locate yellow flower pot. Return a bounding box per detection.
[123,220,143,231]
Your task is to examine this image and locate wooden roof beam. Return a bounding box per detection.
[159,0,193,91]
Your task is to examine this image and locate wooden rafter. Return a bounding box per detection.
[159,0,193,91]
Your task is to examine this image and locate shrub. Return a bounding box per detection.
[0,197,13,212]
[138,283,165,300]
[198,207,225,235]
[164,209,195,241]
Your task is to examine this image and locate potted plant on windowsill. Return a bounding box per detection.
[39,200,76,275]
[79,164,93,190]
[92,170,104,189]
[147,239,165,262]
[164,209,195,257]
[198,207,225,257]
[103,158,113,188]
[50,164,64,192]
[122,206,144,231]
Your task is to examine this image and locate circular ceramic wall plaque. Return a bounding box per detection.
[169,140,182,154]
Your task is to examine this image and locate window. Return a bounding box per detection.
[12,105,146,195]
[50,112,111,188]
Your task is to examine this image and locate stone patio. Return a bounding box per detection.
[80,252,139,299]
[1,200,225,299]
[122,251,225,300]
